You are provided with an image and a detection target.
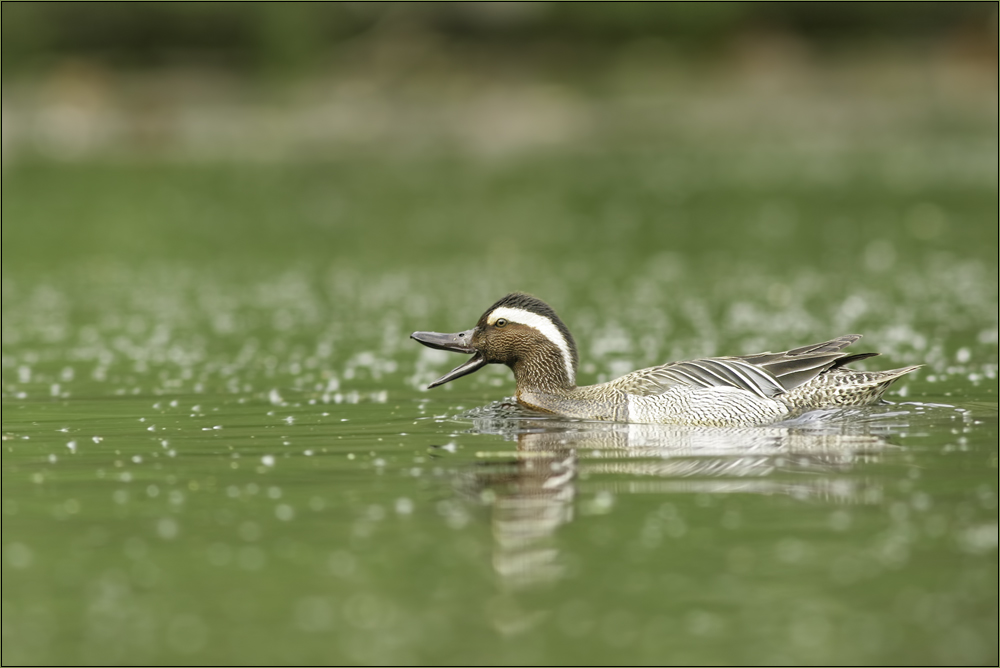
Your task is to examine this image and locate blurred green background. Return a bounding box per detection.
[2,2,996,73]
[2,3,998,666]
[3,2,997,277]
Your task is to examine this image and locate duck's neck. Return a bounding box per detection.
[515,382,625,421]
[511,354,576,394]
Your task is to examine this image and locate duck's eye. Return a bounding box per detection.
[495,318,507,328]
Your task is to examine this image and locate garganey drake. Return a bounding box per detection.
[411,293,920,426]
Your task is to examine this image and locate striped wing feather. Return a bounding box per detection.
[625,335,874,399]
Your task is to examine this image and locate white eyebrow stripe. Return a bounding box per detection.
[488,306,575,384]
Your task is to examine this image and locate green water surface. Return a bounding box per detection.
[3,139,997,665]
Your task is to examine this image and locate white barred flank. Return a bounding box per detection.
[487,306,576,385]
[626,387,790,426]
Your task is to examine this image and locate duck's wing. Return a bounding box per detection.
[737,335,878,390]
[623,335,874,399]
[624,358,787,399]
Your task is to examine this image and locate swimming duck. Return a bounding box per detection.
[411,293,919,426]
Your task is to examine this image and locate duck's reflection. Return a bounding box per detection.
[457,405,932,590]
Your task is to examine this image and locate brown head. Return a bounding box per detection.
[411,293,579,391]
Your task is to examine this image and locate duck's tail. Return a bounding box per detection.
[780,364,921,408]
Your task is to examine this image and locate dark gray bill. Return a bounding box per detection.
[410,329,476,354]
[410,329,486,388]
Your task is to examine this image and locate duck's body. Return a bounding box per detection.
[514,345,914,426]
[411,293,919,427]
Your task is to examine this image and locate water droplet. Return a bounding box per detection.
[237,545,266,570]
[6,542,33,569]
[238,521,261,542]
[294,596,334,633]
[328,550,357,578]
[395,498,414,515]
[157,517,179,540]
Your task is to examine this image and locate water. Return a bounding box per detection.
[2,113,997,664]
[3,257,996,665]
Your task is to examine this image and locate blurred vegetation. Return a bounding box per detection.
[4,151,996,277]
[2,2,996,286]
[3,2,996,74]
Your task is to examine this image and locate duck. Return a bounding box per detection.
[410,293,920,426]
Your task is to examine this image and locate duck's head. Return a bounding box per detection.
[411,293,578,390]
